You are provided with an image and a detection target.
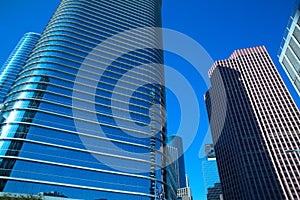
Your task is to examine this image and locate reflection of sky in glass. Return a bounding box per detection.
[0,1,167,199]
[0,33,40,103]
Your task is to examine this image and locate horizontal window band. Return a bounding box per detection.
[0,137,163,167]
[0,176,154,198]
[6,85,165,114]
[0,155,166,183]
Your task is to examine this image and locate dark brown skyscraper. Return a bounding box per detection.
[205,46,300,199]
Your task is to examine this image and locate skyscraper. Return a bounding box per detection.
[167,136,186,188]
[202,144,220,196]
[204,144,216,160]
[205,46,300,199]
[0,32,40,103]
[278,1,300,95]
[206,183,223,200]
[177,175,192,200]
[165,145,179,200]
[0,0,170,199]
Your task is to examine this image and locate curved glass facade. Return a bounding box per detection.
[0,32,40,103]
[0,0,170,199]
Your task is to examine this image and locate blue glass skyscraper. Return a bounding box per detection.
[278,1,300,95]
[167,136,186,189]
[0,0,170,199]
[0,32,40,103]
[202,144,221,197]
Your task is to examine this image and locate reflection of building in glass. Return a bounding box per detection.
[0,0,172,199]
[177,175,192,200]
[207,183,223,200]
[278,1,300,95]
[0,32,40,103]
[40,191,68,198]
[206,46,300,199]
[0,75,49,182]
[0,191,81,200]
[202,144,220,197]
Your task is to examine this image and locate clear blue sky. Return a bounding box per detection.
[0,1,299,200]
[162,1,299,199]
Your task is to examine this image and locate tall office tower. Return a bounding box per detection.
[165,146,179,200]
[202,144,220,196]
[207,183,223,200]
[204,144,216,160]
[0,32,40,103]
[205,46,300,199]
[0,0,169,200]
[177,175,192,200]
[278,1,300,95]
[167,136,186,188]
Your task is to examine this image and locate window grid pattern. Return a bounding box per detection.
[207,46,300,199]
[279,3,300,95]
